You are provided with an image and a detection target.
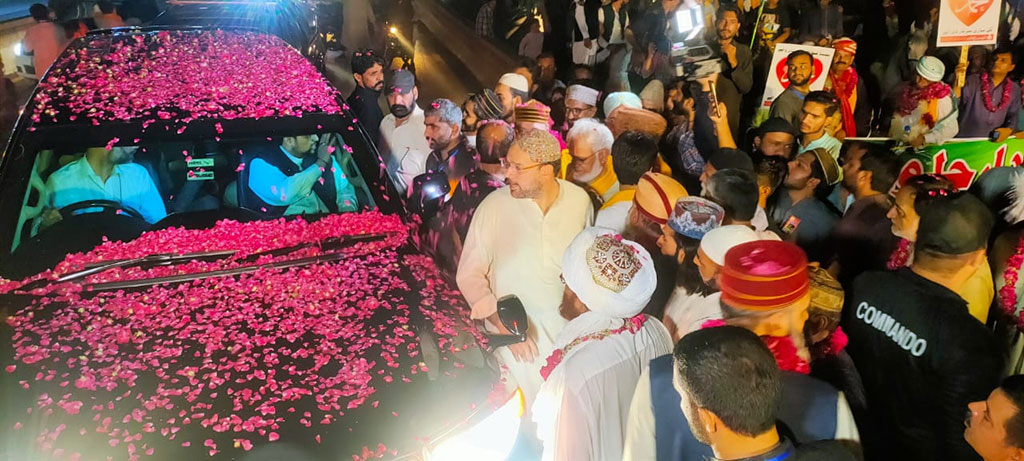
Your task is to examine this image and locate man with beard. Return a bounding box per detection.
[564,84,600,131]
[830,142,902,286]
[495,73,530,124]
[347,49,386,146]
[457,130,593,443]
[44,145,167,225]
[532,228,672,460]
[889,56,958,149]
[824,38,870,139]
[462,89,504,147]
[658,197,725,341]
[693,5,753,153]
[625,172,689,318]
[423,98,477,187]
[626,240,859,460]
[672,326,856,461]
[770,50,814,129]
[753,118,798,160]
[768,147,842,263]
[566,118,618,201]
[245,134,359,217]
[379,70,431,193]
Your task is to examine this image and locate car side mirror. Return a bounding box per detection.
[410,172,450,219]
[496,295,527,336]
[485,295,529,351]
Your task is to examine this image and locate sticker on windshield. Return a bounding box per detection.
[187,158,214,168]
[188,171,214,181]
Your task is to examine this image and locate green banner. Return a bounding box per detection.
[896,138,1024,190]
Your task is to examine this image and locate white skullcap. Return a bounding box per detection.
[498,73,529,93]
[562,227,656,319]
[603,91,642,117]
[916,56,945,83]
[699,225,759,266]
[567,84,600,106]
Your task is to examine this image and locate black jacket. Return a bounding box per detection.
[346,85,384,147]
[842,269,1004,461]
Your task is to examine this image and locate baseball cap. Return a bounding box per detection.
[386,69,416,95]
[916,192,994,255]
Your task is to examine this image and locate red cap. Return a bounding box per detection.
[720,240,809,311]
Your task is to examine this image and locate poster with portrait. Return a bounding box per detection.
[757,43,835,111]
[936,0,1000,47]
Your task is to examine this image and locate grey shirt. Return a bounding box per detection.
[770,87,808,128]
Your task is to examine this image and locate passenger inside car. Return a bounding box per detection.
[244,134,359,216]
[41,145,167,225]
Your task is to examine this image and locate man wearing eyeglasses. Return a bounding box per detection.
[564,84,600,131]
[457,129,594,445]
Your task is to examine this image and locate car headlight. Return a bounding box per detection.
[13,43,22,56]
[428,388,524,460]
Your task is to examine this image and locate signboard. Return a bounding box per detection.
[758,43,835,110]
[936,0,1000,46]
[895,139,1024,190]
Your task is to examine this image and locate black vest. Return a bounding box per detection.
[600,5,627,42]
[247,147,339,217]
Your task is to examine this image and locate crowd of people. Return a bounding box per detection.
[338,0,1024,458]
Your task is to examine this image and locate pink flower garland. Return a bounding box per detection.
[887,238,912,270]
[1000,235,1024,331]
[981,73,1013,113]
[700,319,811,374]
[2,213,484,459]
[539,314,646,380]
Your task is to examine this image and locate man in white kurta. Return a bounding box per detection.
[532,228,672,461]
[457,129,593,416]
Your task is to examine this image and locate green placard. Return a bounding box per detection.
[895,139,1024,189]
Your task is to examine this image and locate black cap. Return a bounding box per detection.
[758,117,797,138]
[386,69,416,95]
[916,192,994,255]
[708,148,754,172]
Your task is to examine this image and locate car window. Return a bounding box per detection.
[10,131,377,255]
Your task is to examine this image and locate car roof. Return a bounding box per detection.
[27,28,339,136]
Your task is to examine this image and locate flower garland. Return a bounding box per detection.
[981,72,1013,113]
[887,238,913,270]
[540,314,646,380]
[810,327,849,360]
[700,320,810,374]
[999,235,1024,331]
[897,81,951,116]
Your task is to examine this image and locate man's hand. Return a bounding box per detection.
[315,135,333,169]
[910,134,927,150]
[40,208,62,228]
[507,336,539,362]
[584,38,593,49]
[697,73,719,92]
[708,101,728,124]
[994,127,1014,143]
[683,98,696,125]
[721,41,738,68]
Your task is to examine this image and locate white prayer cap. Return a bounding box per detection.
[699,225,759,266]
[561,227,656,319]
[603,91,642,117]
[916,56,945,83]
[566,84,600,106]
[497,73,529,93]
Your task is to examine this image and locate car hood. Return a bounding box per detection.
[0,212,501,459]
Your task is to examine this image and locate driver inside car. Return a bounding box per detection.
[247,134,359,216]
[42,145,168,226]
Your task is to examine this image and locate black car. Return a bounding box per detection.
[149,0,328,70]
[0,28,527,460]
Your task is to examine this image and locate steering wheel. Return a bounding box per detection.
[58,199,145,221]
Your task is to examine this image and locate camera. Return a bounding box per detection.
[669,5,722,80]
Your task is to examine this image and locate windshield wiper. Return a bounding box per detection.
[80,233,390,293]
[18,233,393,292]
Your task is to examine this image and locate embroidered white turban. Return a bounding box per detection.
[561,227,656,318]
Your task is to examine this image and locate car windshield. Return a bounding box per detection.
[1,123,400,279]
